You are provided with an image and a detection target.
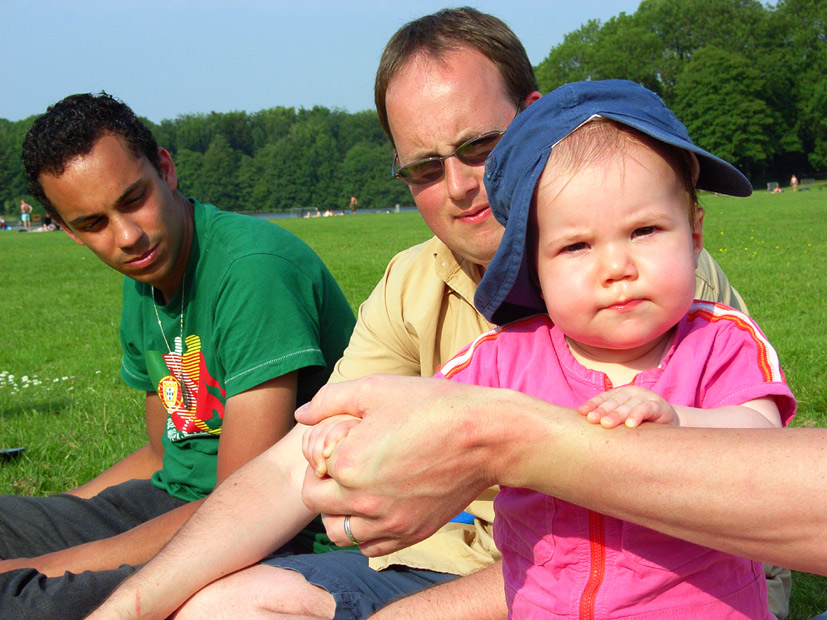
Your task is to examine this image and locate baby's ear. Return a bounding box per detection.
[692,208,704,267]
[689,153,700,186]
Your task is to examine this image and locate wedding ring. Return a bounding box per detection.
[343,515,361,545]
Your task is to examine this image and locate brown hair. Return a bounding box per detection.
[541,119,699,224]
[374,7,537,145]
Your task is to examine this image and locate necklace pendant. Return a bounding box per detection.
[151,276,191,412]
[160,375,191,412]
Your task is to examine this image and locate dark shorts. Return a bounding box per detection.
[0,479,186,559]
[0,479,187,620]
[263,549,458,620]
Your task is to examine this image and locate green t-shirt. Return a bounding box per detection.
[120,199,355,502]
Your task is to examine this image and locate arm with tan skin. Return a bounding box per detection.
[68,392,167,499]
[85,423,314,620]
[298,375,827,576]
[0,374,298,577]
[305,395,780,475]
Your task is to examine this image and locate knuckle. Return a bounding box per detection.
[358,374,382,397]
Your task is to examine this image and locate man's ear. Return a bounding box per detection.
[522,91,543,109]
[692,207,704,268]
[158,147,178,191]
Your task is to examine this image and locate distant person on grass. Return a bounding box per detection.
[0,92,355,619]
[86,8,778,620]
[40,212,56,231]
[20,199,33,230]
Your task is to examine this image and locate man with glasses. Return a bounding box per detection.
[87,8,757,620]
[391,122,511,184]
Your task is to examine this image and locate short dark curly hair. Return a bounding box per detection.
[22,92,160,217]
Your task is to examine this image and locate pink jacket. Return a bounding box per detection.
[496,489,770,619]
[438,304,794,618]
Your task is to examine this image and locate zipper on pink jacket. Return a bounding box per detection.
[578,510,607,619]
[577,375,613,619]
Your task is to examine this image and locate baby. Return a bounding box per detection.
[306,80,795,619]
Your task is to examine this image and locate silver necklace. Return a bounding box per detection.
[152,275,190,409]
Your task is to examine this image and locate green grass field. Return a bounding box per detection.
[0,193,825,617]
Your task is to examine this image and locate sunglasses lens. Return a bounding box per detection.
[456,133,503,165]
[398,160,444,185]
[394,131,505,185]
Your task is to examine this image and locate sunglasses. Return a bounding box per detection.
[392,130,506,186]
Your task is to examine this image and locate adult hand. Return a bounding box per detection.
[296,375,508,556]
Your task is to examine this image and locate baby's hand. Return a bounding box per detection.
[578,386,679,428]
[302,414,361,477]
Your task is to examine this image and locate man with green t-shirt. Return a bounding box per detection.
[0,92,355,620]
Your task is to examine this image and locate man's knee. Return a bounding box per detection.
[174,564,335,620]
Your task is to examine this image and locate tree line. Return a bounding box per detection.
[0,106,411,216]
[2,0,824,217]
[535,0,826,182]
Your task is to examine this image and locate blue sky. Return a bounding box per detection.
[1,1,641,123]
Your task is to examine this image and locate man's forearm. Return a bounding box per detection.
[371,563,506,620]
[300,377,827,575]
[69,394,169,500]
[87,425,315,620]
[68,443,162,499]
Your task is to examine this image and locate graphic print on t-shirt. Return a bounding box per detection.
[148,334,226,441]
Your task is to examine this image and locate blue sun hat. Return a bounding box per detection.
[474,79,752,326]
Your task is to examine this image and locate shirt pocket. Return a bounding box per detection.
[494,488,556,566]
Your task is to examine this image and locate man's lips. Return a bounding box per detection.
[457,205,491,224]
[125,243,160,269]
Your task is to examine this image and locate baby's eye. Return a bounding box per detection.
[632,226,657,238]
[563,242,589,253]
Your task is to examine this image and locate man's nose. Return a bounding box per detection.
[113,216,145,249]
[443,155,480,202]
